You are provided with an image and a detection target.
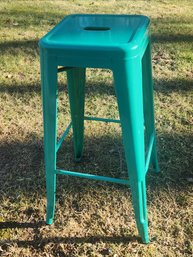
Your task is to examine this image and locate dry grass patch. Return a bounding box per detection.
[0,0,193,256]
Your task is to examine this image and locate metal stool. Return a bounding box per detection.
[39,14,159,243]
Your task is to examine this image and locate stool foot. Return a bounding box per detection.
[46,177,56,226]
[140,227,149,244]
[46,197,55,225]
[130,180,149,244]
[74,156,82,163]
[46,217,53,225]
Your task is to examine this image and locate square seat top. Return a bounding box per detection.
[39,14,150,51]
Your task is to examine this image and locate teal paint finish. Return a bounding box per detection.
[142,43,160,173]
[55,169,130,186]
[40,14,148,47]
[40,53,58,225]
[84,116,121,123]
[40,14,159,244]
[56,122,72,152]
[67,68,86,161]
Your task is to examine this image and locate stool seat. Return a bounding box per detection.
[39,14,150,62]
[40,14,159,244]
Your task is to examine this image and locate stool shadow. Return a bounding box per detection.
[0,220,139,249]
[0,221,44,229]
[0,133,192,251]
[0,78,192,97]
[1,132,192,199]
[0,81,115,96]
[152,34,193,43]
[154,78,193,93]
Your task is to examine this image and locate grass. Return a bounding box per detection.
[0,0,193,256]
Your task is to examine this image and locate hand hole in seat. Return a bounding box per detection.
[84,26,110,31]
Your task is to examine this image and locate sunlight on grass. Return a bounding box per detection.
[0,0,193,256]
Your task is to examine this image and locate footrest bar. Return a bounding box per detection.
[55,169,129,185]
[145,134,155,173]
[56,122,72,152]
[84,116,120,124]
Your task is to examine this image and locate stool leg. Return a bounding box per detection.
[40,52,57,224]
[113,58,149,243]
[142,43,159,172]
[67,68,86,162]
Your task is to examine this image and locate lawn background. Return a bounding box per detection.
[0,0,193,256]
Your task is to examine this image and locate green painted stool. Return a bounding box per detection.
[39,14,159,244]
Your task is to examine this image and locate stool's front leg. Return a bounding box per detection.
[142,43,159,172]
[40,51,58,224]
[113,57,149,243]
[67,68,86,162]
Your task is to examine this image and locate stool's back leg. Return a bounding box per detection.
[113,58,149,243]
[67,68,86,162]
[142,43,160,172]
[40,51,58,224]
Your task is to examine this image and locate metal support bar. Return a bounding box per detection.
[57,66,73,73]
[56,119,151,176]
[84,116,121,123]
[55,169,130,185]
[56,116,120,153]
[145,134,155,173]
[56,122,72,152]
